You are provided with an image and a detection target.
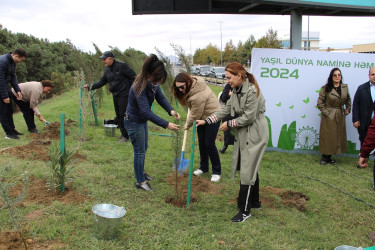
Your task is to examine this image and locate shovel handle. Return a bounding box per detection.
[181,109,190,151]
[181,129,188,151]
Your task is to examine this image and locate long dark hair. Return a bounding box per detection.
[225,62,260,97]
[171,72,193,106]
[133,54,167,96]
[325,68,343,93]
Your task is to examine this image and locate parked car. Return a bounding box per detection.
[192,66,200,75]
[208,67,225,78]
[199,66,212,77]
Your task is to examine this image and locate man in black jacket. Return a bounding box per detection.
[85,51,137,143]
[352,66,375,167]
[0,48,27,140]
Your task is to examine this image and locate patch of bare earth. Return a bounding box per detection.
[166,172,310,211]
[259,186,310,211]
[165,171,223,207]
[0,176,88,249]
[0,120,86,162]
[0,119,88,249]
[0,232,64,250]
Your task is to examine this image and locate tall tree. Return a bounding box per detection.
[223,40,236,64]
[254,28,282,49]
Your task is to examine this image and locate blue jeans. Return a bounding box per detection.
[124,119,148,183]
[197,122,221,175]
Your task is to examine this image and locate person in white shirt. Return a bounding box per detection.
[11,80,53,134]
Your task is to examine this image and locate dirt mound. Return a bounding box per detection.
[2,140,52,161]
[0,119,86,162]
[165,174,310,211]
[0,231,65,250]
[165,171,223,207]
[261,186,310,211]
[4,176,87,207]
[0,176,87,249]
[1,140,86,162]
[29,121,71,140]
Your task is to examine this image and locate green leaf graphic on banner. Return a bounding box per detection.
[316,89,321,93]
[315,105,319,109]
[266,116,273,147]
[289,105,294,109]
[347,140,360,155]
[318,113,321,117]
[302,97,310,104]
[276,102,281,107]
[277,121,296,150]
[301,114,306,118]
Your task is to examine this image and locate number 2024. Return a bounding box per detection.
[260,68,299,79]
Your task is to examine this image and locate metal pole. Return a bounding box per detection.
[290,10,302,50]
[79,80,83,136]
[186,121,197,208]
[219,21,223,66]
[60,113,65,192]
[307,16,310,51]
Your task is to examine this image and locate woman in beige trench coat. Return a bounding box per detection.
[197,63,269,223]
[317,68,351,165]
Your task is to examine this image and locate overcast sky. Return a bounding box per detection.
[1,0,375,56]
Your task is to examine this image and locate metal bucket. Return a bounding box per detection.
[92,204,126,240]
[104,124,117,137]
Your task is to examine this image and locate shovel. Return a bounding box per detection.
[177,129,190,174]
[42,119,50,125]
[175,109,190,174]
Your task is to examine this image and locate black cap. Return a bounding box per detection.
[99,51,115,59]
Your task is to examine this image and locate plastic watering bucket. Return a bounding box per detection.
[92,204,126,240]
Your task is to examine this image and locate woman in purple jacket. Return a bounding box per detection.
[125,54,180,191]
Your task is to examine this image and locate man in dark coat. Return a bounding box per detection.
[0,48,27,140]
[85,51,137,143]
[352,67,375,168]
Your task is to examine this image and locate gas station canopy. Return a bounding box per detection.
[132,0,375,16]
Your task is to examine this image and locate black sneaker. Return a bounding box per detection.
[135,182,154,192]
[219,145,228,154]
[144,173,154,180]
[5,134,19,140]
[30,128,40,134]
[231,210,251,222]
[14,130,24,135]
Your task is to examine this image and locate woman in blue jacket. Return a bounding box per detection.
[125,54,180,191]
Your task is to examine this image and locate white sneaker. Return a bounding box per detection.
[193,169,205,176]
[211,174,221,182]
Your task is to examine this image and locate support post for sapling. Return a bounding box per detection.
[60,113,65,192]
[79,80,83,136]
[90,90,99,126]
[186,121,197,208]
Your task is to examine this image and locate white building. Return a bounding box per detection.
[281,32,320,51]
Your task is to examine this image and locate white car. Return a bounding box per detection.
[211,67,225,79]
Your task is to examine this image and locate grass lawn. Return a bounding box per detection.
[0,85,374,249]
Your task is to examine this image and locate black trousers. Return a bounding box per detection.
[237,174,260,212]
[197,122,221,175]
[222,115,235,146]
[0,91,17,135]
[358,128,368,150]
[113,94,129,138]
[11,93,36,131]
